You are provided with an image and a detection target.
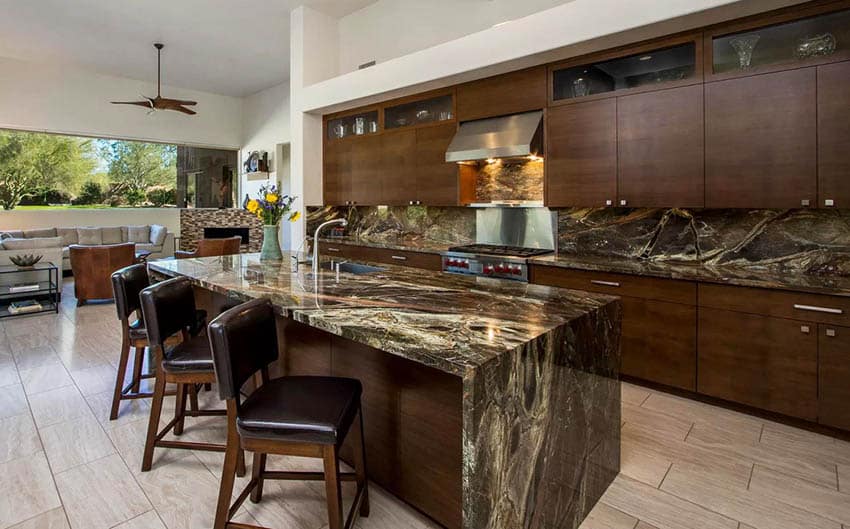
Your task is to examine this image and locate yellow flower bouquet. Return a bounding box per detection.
[244,184,299,226]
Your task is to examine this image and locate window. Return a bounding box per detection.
[0,129,237,210]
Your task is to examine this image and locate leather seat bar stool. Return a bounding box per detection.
[139,276,245,474]
[109,264,207,421]
[208,298,369,529]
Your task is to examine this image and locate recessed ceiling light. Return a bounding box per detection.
[639,55,653,61]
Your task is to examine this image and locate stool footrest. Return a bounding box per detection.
[262,471,357,482]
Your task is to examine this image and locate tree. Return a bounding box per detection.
[0,130,96,209]
[99,140,176,196]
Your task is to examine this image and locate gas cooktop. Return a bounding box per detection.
[447,244,554,258]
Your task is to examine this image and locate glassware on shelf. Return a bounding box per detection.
[333,123,346,139]
[572,77,589,98]
[438,110,453,121]
[415,109,432,122]
[368,121,378,133]
[729,34,760,70]
[796,33,837,59]
[354,117,365,135]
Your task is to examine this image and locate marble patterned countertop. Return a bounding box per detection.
[148,253,617,377]
[315,236,850,297]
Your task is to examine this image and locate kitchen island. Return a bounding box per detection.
[149,253,621,529]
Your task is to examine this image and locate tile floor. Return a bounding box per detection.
[1,279,849,529]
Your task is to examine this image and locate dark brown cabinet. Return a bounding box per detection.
[817,61,850,208]
[617,85,704,208]
[349,134,382,206]
[705,68,817,208]
[323,139,350,206]
[456,66,547,121]
[819,324,850,431]
[380,129,417,205]
[698,306,818,421]
[529,266,697,390]
[415,123,459,206]
[546,99,618,207]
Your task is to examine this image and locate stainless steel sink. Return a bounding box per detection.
[322,262,386,275]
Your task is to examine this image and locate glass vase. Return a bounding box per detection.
[260,225,283,261]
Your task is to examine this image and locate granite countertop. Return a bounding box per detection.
[148,253,617,377]
[313,237,850,297]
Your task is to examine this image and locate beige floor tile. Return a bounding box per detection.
[687,420,840,488]
[86,389,152,426]
[578,501,639,529]
[28,385,91,428]
[106,414,191,473]
[68,363,117,397]
[352,484,440,529]
[18,362,74,396]
[111,511,167,529]
[749,465,850,525]
[7,508,69,529]
[603,474,737,529]
[621,383,652,406]
[0,384,29,420]
[622,403,693,441]
[0,452,62,529]
[54,453,151,529]
[634,523,660,529]
[759,422,850,467]
[620,439,673,488]
[642,391,764,434]
[134,454,248,529]
[11,345,59,371]
[0,413,42,464]
[839,464,847,493]
[0,362,19,387]
[40,414,116,473]
[661,461,840,529]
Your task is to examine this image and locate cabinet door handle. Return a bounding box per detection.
[826,328,837,337]
[326,247,341,253]
[391,255,407,261]
[793,304,843,315]
[591,280,621,288]
[619,199,628,206]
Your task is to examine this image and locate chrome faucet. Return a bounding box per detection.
[312,218,348,269]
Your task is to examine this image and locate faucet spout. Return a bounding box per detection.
[312,218,348,270]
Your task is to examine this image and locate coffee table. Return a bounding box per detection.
[135,249,153,263]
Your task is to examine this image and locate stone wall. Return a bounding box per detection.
[179,208,263,252]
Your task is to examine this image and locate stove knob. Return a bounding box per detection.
[461,260,470,269]
[484,265,494,275]
[494,264,503,273]
[512,266,523,275]
[444,259,451,267]
[448,259,457,267]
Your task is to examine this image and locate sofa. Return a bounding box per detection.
[0,225,174,271]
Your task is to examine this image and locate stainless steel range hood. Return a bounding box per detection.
[445,110,543,163]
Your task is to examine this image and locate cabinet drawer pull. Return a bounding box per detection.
[326,247,341,252]
[793,304,843,315]
[591,280,621,288]
[391,255,407,261]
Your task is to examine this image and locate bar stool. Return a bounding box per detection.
[138,276,244,473]
[109,264,207,420]
[207,298,369,529]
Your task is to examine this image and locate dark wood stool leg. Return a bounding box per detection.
[323,445,344,529]
[353,410,369,517]
[131,345,145,393]
[189,384,200,413]
[173,383,187,436]
[141,368,167,472]
[214,403,241,529]
[109,335,131,421]
[250,452,267,503]
[237,448,247,478]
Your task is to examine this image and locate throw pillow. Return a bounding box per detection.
[101,227,123,245]
[127,225,151,244]
[2,231,24,239]
[77,227,103,246]
[149,224,167,246]
[2,236,63,250]
[23,228,57,239]
[56,227,78,246]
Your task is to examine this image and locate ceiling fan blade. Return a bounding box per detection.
[167,99,197,106]
[111,101,155,108]
[172,105,197,115]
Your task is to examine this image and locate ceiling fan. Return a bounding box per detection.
[111,43,197,115]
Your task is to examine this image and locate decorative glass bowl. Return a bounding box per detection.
[9,254,43,268]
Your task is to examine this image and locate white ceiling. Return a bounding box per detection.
[0,0,375,97]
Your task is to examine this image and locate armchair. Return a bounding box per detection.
[174,236,242,259]
[70,243,136,306]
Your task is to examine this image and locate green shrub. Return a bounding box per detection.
[124,188,146,206]
[146,186,176,207]
[19,188,71,205]
[72,181,104,205]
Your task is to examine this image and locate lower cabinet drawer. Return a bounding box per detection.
[369,248,442,271]
[699,284,850,327]
[530,266,696,304]
[698,307,818,421]
[819,324,850,431]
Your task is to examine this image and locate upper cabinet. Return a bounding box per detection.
[706,4,850,80]
[456,67,547,121]
[327,109,379,141]
[617,84,704,208]
[385,94,454,130]
[817,60,850,208]
[705,68,817,209]
[549,35,701,106]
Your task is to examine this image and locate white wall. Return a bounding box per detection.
[0,56,243,148]
[240,81,291,199]
[337,0,572,74]
[0,208,180,234]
